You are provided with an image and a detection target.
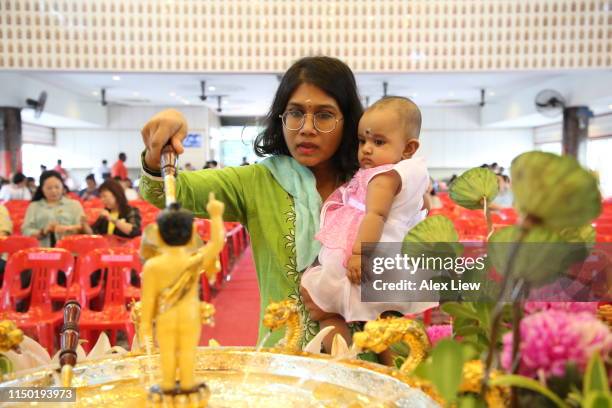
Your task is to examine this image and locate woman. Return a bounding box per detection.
[22,171,85,247]
[140,56,362,347]
[82,180,141,238]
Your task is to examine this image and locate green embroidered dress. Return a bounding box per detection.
[140,156,322,347]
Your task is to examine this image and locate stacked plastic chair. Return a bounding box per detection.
[54,235,110,302]
[0,248,73,353]
[0,236,39,294]
[76,247,139,351]
[2,200,30,234]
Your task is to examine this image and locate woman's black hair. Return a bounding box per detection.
[98,179,131,218]
[32,170,65,201]
[254,56,362,182]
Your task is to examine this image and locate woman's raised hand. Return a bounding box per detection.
[141,109,188,170]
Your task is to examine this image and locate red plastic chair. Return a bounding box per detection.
[0,236,39,256]
[3,200,30,234]
[76,248,139,350]
[103,237,142,296]
[0,236,39,292]
[225,222,245,259]
[124,236,142,251]
[82,199,105,225]
[77,245,141,302]
[66,192,81,202]
[0,248,73,353]
[3,200,30,221]
[195,219,211,241]
[53,235,110,301]
[56,235,109,256]
[215,245,231,289]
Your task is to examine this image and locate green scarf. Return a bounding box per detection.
[261,156,322,271]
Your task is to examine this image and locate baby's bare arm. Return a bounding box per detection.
[352,171,401,254]
[347,171,401,284]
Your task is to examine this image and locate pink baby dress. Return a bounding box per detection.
[301,157,438,322]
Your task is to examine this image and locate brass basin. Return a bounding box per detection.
[1,347,439,407]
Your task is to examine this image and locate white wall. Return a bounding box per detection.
[23,105,219,185]
[0,72,106,127]
[417,106,534,179]
[22,104,536,185]
[535,113,612,143]
[419,129,534,180]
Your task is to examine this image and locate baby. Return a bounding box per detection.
[301,96,436,353]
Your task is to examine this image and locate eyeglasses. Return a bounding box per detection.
[279,111,343,133]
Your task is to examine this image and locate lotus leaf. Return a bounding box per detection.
[487,225,574,285]
[556,224,596,243]
[402,215,463,259]
[449,168,499,210]
[554,224,597,269]
[511,151,601,228]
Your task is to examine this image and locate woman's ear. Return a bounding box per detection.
[402,139,420,159]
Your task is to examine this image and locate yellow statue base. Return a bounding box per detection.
[147,383,210,408]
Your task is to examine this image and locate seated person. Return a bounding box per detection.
[427,178,443,210]
[491,174,514,209]
[120,178,140,201]
[82,180,141,239]
[0,172,32,201]
[26,177,36,196]
[22,171,86,247]
[79,173,99,200]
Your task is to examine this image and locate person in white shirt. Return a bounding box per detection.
[120,178,140,201]
[92,159,111,183]
[0,173,32,201]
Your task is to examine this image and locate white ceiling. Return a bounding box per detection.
[22,70,605,117]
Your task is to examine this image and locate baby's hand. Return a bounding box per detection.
[346,254,361,284]
[206,192,225,217]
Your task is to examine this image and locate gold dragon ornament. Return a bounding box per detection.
[0,321,23,352]
[352,316,430,373]
[352,317,509,407]
[262,299,302,352]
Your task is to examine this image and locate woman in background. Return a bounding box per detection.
[22,171,85,247]
[83,179,141,238]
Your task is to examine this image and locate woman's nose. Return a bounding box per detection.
[299,114,316,135]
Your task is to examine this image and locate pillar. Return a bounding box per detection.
[0,107,23,178]
[562,106,591,166]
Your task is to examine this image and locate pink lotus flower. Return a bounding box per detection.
[502,310,612,379]
[426,324,452,347]
[524,301,599,315]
